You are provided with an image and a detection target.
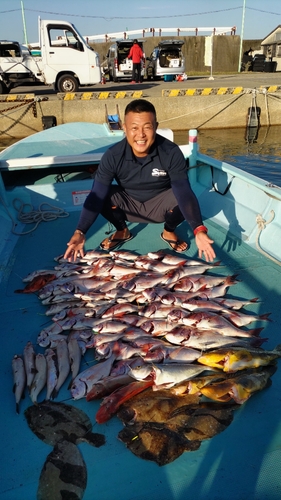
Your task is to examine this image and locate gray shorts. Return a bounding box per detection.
[108,186,178,224]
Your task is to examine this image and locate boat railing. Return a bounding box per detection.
[181,129,281,202]
[0,153,105,171]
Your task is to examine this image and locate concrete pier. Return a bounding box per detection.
[1,73,281,140]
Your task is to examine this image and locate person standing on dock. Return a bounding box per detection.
[64,99,216,262]
[128,39,144,83]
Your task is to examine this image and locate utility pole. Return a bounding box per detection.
[238,0,246,72]
[21,1,28,45]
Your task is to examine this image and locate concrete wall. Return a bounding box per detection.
[1,89,279,141]
[91,36,262,74]
[1,37,272,141]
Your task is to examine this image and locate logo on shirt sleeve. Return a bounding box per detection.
[151,168,167,177]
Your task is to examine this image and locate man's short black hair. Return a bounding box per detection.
[124,99,156,117]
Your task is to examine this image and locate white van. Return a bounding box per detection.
[146,40,185,80]
[106,40,145,82]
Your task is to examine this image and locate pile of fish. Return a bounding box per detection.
[13,248,281,466]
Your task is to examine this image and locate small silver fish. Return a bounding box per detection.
[191,278,237,300]
[140,319,177,335]
[222,310,271,328]
[164,326,266,350]
[213,297,259,310]
[122,273,164,292]
[52,338,70,398]
[12,355,26,413]
[37,323,66,346]
[181,298,230,312]
[110,249,139,261]
[143,345,200,364]
[67,337,82,389]
[181,311,263,338]
[134,257,177,273]
[140,303,184,319]
[101,302,140,319]
[161,265,219,286]
[130,363,212,388]
[45,349,58,401]
[41,292,79,305]
[45,300,82,316]
[70,353,116,399]
[23,341,36,393]
[30,353,47,404]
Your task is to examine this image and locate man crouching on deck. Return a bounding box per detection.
[64,99,215,262]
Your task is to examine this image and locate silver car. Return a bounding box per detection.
[146,40,185,80]
[106,40,145,82]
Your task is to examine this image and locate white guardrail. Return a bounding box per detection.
[28,26,236,48]
[85,26,237,42]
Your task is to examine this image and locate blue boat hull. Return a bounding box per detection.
[1,127,281,500]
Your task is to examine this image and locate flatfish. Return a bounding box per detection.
[37,440,87,500]
[118,422,201,466]
[117,389,237,465]
[25,401,105,447]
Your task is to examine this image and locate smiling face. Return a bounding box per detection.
[123,111,158,157]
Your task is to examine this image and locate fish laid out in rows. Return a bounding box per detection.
[13,249,280,467]
[12,336,83,412]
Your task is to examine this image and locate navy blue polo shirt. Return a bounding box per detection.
[95,133,188,202]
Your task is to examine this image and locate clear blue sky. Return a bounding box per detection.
[1,0,280,44]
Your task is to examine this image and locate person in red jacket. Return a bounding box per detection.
[128,39,144,83]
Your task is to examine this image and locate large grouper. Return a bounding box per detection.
[25,401,105,447]
[25,401,105,499]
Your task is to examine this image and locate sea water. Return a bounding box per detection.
[175,125,281,188]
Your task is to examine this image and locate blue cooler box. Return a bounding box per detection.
[164,74,174,82]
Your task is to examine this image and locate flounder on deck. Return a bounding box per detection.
[117,389,237,465]
[37,440,87,500]
[25,401,105,447]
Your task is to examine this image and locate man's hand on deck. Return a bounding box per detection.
[195,232,216,262]
[64,231,86,262]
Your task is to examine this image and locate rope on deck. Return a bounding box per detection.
[0,196,69,235]
[255,210,281,266]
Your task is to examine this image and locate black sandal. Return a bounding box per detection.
[100,232,133,251]
[160,232,188,253]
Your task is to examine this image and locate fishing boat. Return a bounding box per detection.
[0,121,125,171]
[1,123,281,500]
[0,119,173,186]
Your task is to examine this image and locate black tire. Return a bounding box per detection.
[57,74,79,93]
[0,81,9,94]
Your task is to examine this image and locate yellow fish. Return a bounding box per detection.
[200,365,277,403]
[197,345,281,372]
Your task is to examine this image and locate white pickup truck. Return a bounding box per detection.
[0,19,101,94]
